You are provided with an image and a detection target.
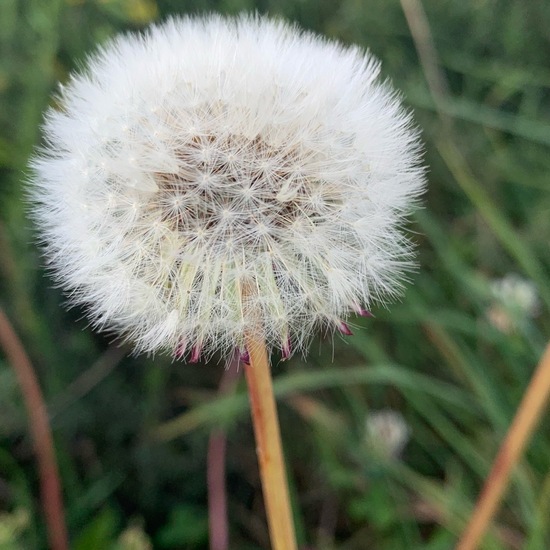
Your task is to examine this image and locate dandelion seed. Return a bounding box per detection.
[29,14,425,360]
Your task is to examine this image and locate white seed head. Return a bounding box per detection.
[487,273,540,333]
[29,15,425,360]
[366,409,410,459]
[489,274,540,317]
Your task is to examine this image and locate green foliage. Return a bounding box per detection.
[156,505,208,548]
[0,0,549,548]
[0,508,30,550]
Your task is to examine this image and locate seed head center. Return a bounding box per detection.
[151,131,342,251]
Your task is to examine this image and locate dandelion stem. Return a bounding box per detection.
[0,307,69,550]
[456,342,550,550]
[242,284,297,550]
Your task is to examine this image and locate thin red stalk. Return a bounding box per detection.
[207,356,240,550]
[0,307,69,550]
[208,431,228,550]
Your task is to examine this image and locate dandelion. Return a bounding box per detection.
[490,274,539,316]
[366,409,410,459]
[30,15,425,362]
[29,14,425,550]
[487,274,540,333]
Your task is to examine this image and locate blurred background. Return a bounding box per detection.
[1,0,549,548]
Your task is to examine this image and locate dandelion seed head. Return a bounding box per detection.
[366,409,410,459]
[487,274,540,333]
[30,15,425,359]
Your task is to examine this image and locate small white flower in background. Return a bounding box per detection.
[487,274,540,333]
[490,274,540,316]
[30,15,425,361]
[366,409,410,459]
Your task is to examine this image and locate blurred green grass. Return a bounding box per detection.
[0,0,549,548]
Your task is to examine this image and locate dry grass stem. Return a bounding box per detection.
[456,342,550,550]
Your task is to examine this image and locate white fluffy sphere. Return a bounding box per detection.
[30,15,425,360]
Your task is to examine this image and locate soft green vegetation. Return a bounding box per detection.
[1,0,549,548]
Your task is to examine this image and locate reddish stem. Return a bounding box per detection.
[0,307,69,550]
[207,431,229,550]
[207,356,240,550]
